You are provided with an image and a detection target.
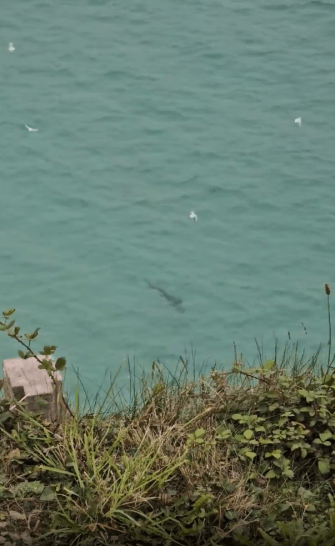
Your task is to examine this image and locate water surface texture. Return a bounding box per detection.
[1,0,335,408]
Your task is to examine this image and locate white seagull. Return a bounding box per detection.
[7,43,15,52]
[190,211,197,222]
[25,125,38,132]
[295,117,301,126]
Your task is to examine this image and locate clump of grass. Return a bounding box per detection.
[1,289,335,545]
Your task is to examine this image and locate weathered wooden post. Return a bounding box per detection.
[1,355,70,422]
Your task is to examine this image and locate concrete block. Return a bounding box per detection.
[2,355,69,422]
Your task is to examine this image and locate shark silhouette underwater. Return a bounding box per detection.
[146,280,185,313]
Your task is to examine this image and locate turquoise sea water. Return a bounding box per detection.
[1,0,335,410]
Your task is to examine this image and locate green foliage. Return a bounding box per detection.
[0,308,72,419]
[2,308,15,318]
[55,357,66,371]
[24,328,41,341]
[0,308,66,378]
[206,358,335,484]
[186,428,206,447]
[257,512,335,546]
[2,294,335,545]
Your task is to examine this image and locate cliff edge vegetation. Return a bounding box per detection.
[1,287,335,545]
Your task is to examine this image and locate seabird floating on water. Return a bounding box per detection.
[190,211,197,222]
[25,125,38,132]
[7,43,15,52]
[295,117,301,126]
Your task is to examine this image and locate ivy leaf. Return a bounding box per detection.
[215,429,231,440]
[259,438,273,445]
[243,430,254,440]
[298,486,314,500]
[320,430,333,442]
[298,389,309,399]
[318,458,330,475]
[279,503,291,513]
[301,448,308,458]
[244,451,256,460]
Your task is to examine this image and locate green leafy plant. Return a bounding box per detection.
[0,308,73,418]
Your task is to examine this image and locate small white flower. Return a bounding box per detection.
[7,42,15,52]
[295,117,301,126]
[190,211,197,222]
[25,124,38,132]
